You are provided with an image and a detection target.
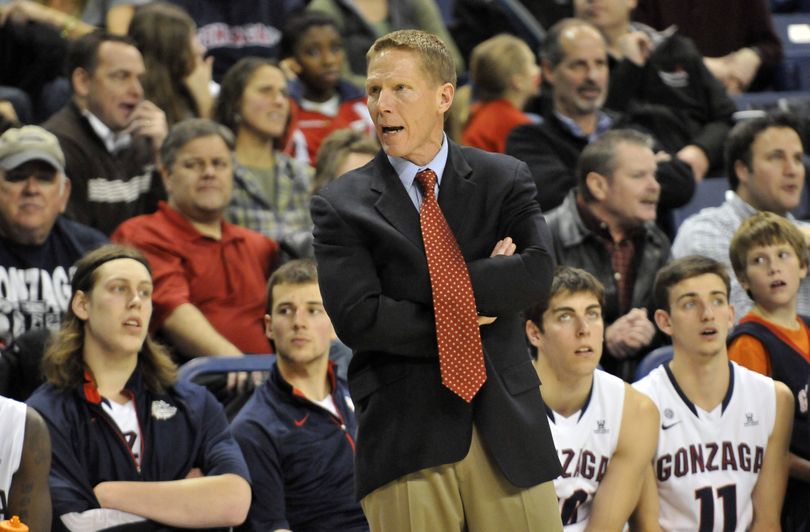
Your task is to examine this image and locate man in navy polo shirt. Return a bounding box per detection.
[231,259,367,532]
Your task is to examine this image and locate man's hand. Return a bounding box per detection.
[218,353,251,393]
[490,236,516,257]
[704,49,761,95]
[726,48,761,93]
[676,144,710,182]
[225,368,265,392]
[617,32,652,66]
[126,100,168,152]
[605,308,656,359]
[478,237,517,326]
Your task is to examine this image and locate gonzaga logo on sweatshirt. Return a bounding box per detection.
[0,265,74,345]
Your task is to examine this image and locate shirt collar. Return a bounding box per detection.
[726,190,798,221]
[388,133,449,209]
[82,109,132,153]
[576,193,645,242]
[158,201,238,243]
[554,111,614,143]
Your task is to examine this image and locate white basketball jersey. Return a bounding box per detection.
[634,362,776,532]
[0,396,26,518]
[549,370,625,531]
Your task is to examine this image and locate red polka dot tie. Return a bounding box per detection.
[415,168,486,402]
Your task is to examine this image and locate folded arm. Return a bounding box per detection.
[93,473,251,527]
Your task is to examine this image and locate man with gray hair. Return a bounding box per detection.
[506,18,694,217]
[544,129,671,379]
[113,119,278,389]
[0,125,106,348]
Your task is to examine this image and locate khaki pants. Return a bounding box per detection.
[361,426,563,532]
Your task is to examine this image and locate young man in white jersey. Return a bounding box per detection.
[525,266,659,530]
[0,396,51,530]
[634,255,793,531]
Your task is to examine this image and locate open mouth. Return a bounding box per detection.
[381,126,404,135]
[770,280,787,289]
[574,346,594,355]
[700,327,717,337]
[120,103,137,115]
[123,319,141,330]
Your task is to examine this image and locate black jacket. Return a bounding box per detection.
[606,24,736,173]
[545,191,672,378]
[312,141,561,499]
[506,109,696,214]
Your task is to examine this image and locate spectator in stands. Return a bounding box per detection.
[231,259,367,531]
[0,125,106,348]
[43,32,168,236]
[633,255,792,531]
[167,0,306,82]
[127,2,215,126]
[462,34,541,154]
[544,129,669,380]
[281,11,375,167]
[27,244,251,531]
[672,113,810,319]
[505,19,694,217]
[313,128,378,193]
[727,212,810,530]
[306,0,465,89]
[525,266,658,529]
[112,119,278,382]
[213,58,313,243]
[634,0,783,93]
[574,0,735,180]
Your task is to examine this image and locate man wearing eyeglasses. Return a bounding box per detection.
[113,119,279,396]
[0,125,106,348]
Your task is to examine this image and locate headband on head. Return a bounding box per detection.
[71,253,152,296]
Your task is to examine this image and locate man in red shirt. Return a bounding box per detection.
[113,119,278,388]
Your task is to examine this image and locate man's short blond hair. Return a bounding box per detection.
[367,29,456,87]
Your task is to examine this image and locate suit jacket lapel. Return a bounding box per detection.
[438,142,475,249]
[370,152,423,248]
[371,142,477,251]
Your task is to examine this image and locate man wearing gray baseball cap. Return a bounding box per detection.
[0,125,107,349]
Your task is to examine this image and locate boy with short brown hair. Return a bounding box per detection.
[727,210,810,530]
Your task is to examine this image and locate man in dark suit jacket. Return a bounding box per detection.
[311,30,563,531]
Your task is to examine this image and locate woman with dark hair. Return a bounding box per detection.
[213,57,313,245]
[27,244,251,531]
[128,2,214,125]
